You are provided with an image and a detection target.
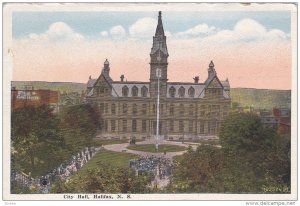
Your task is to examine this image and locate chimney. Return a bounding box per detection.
[193,76,199,83]
[120,74,124,82]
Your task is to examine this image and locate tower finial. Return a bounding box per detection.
[159,11,162,18]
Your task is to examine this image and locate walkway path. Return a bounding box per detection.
[103,139,199,159]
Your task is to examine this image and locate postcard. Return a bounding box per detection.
[2,2,297,201]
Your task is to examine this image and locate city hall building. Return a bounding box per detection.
[86,12,231,140]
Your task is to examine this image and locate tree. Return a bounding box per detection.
[170,113,290,193]
[51,163,151,193]
[11,105,64,175]
[59,104,101,156]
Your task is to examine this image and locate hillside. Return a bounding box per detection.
[231,88,291,110]
[11,81,291,110]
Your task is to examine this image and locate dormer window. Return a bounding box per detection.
[188,87,195,98]
[122,86,129,97]
[141,86,148,97]
[132,86,138,97]
[178,86,185,98]
[169,87,175,98]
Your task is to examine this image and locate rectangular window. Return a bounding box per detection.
[122,120,127,132]
[111,104,116,115]
[189,120,193,133]
[111,120,115,132]
[200,111,205,116]
[179,120,184,133]
[169,104,174,115]
[105,103,108,114]
[100,103,104,113]
[132,120,137,132]
[104,120,108,131]
[142,120,147,132]
[169,120,174,132]
[123,104,127,114]
[200,121,204,134]
[142,104,147,114]
[152,104,156,114]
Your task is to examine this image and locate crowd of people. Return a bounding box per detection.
[11,146,101,193]
[129,156,174,181]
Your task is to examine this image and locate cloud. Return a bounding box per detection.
[129,17,157,39]
[175,23,217,38]
[100,31,108,37]
[28,22,84,42]
[109,25,126,40]
[202,18,289,44]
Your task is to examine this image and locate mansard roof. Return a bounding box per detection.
[111,82,150,97]
[167,84,206,98]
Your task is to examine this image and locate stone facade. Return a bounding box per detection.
[85,11,231,141]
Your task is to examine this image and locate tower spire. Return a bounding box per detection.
[155,11,165,37]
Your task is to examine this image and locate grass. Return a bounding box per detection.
[75,149,138,176]
[167,139,220,145]
[127,144,186,153]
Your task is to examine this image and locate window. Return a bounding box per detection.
[200,111,205,116]
[208,121,216,134]
[152,104,156,114]
[169,104,174,115]
[122,120,127,132]
[188,87,195,98]
[189,104,194,115]
[105,103,108,114]
[132,120,137,132]
[169,87,176,98]
[141,86,148,97]
[142,120,147,132]
[169,120,174,132]
[123,103,127,114]
[111,120,115,132]
[133,104,137,115]
[189,120,193,133]
[160,104,164,114]
[179,104,184,115]
[200,121,205,134]
[178,86,185,98]
[104,120,108,131]
[132,86,138,97]
[100,103,104,113]
[111,103,116,115]
[122,86,129,97]
[142,104,147,114]
[179,120,184,133]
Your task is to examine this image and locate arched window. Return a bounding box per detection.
[169,87,176,98]
[179,104,184,115]
[132,86,138,97]
[188,87,195,98]
[141,86,148,97]
[178,86,185,98]
[122,86,129,97]
[133,104,137,115]
[123,103,127,114]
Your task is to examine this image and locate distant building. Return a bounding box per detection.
[11,86,59,112]
[59,91,85,107]
[85,12,231,140]
[260,107,291,135]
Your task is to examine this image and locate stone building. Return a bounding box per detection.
[86,11,231,141]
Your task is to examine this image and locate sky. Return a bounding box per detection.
[11,9,292,90]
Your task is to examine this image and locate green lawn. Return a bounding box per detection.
[127,144,187,153]
[75,149,138,176]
